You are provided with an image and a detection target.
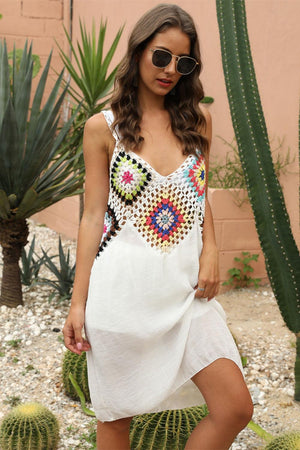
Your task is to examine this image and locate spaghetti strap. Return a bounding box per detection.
[102,109,119,142]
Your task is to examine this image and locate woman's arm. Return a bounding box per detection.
[62,113,112,354]
[194,106,220,300]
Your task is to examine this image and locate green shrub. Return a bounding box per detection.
[223,252,261,289]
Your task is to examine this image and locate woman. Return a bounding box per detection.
[63,4,253,449]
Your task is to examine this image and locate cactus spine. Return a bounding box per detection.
[0,402,59,450]
[216,0,300,400]
[62,349,91,402]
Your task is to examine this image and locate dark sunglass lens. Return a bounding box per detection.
[152,50,172,68]
[177,57,196,75]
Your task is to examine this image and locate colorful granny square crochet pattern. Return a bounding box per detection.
[183,155,206,201]
[111,151,152,205]
[96,205,120,257]
[134,188,194,252]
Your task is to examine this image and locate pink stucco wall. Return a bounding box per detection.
[1,0,299,285]
[0,0,70,96]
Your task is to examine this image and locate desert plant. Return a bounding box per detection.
[0,40,84,308]
[248,420,300,449]
[70,376,300,449]
[20,235,45,286]
[62,349,90,402]
[57,19,124,218]
[216,0,300,400]
[200,96,214,104]
[223,252,261,288]
[68,374,210,449]
[209,136,294,192]
[129,405,209,450]
[8,48,41,78]
[0,402,59,449]
[57,19,123,117]
[39,236,75,302]
[264,432,300,449]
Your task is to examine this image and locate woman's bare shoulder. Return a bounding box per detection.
[84,112,111,137]
[83,112,115,158]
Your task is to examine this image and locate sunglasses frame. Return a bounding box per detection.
[149,48,199,75]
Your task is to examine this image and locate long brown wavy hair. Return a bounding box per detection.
[110,3,209,158]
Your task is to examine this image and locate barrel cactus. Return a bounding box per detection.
[248,420,300,449]
[216,0,300,400]
[62,349,90,402]
[129,405,209,450]
[0,402,59,450]
[264,432,300,450]
[69,376,210,450]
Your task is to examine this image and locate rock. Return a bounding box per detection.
[4,334,14,342]
[31,325,41,336]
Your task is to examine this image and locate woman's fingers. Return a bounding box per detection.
[194,279,219,301]
[63,321,91,355]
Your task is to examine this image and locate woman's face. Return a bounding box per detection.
[138,27,191,98]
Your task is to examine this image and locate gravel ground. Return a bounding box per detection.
[0,220,299,449]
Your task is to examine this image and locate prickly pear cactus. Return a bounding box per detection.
[0,402,59,450]
[264,431,300,450]
[62,349,90,402]
[129,405,209,450]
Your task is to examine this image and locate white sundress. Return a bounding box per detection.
[85,109,244,422]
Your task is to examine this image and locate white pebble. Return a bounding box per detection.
[31,326,41,337]
[4,334,14,342]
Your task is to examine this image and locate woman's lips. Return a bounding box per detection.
[157,78,173,87]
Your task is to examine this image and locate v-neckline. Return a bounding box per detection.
[128,149,194,179]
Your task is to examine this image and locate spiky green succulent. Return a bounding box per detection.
[129,405,209,450]
[264,432,300,450]
[0,402,59,450]
[0,39,84,307]
[62,349,90,402]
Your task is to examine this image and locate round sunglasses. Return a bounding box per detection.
[149,48,198,75]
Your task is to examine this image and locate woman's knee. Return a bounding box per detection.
[212,391,253,430]
[191,359,253,428]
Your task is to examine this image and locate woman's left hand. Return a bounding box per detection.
[194,245,220,301]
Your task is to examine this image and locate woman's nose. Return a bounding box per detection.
[164,56,177,74]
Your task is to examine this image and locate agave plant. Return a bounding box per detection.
[0,40,84,308]
[56,19,123,217]
[215,0,300,399]
[39,236,76,302]
[57,19,123,116]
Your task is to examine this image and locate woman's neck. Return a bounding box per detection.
[138,84,165,113]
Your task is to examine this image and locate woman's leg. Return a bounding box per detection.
[185,358,253,450]
[97,416,134,450]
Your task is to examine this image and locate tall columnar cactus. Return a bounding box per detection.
[216,0,300,400]
[0,403,59,449]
